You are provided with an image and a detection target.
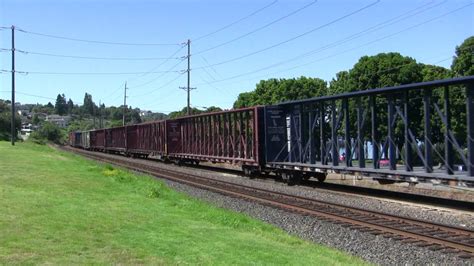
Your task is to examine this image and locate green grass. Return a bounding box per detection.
[0,141,366,265]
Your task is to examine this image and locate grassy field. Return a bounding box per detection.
[0,141,366,264]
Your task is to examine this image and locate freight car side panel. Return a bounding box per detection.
[166,120,181,154]
[106,127,126,152]
[264,104,315,166]
[127,121,167,155]
[90,129,106,150]
[74,132,82,147]
[167,107,263,166]
[81,131,90,149]
[263,105,289,163]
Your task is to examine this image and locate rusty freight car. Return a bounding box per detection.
[166,106,265,175]
[105,126,126,154]
[90,129,106,151]
[126,120,167,158]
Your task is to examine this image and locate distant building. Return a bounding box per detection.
[45,115,71,128]
[20,123,35,140]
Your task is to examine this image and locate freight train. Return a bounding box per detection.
[70,106,325,185]
[70,76,474,186]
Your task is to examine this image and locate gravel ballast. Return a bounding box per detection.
[162,178,473,265]
[137,159,474,231]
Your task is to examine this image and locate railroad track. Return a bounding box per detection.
[63,146,474,259]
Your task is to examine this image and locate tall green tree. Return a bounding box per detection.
[451,36,474,76]
[82,93,95,116]
[234,77,327,108]
[0,100,21,140]
[55,94,67,115]
[67,98,74,114]
[329,53,424,160]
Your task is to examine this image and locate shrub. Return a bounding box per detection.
[29,122,65,144]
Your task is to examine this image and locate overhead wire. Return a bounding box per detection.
[239,0,445,75]
[201,57,221,78]
[13,49,182,61]
[193,0,380,70]
[193,0,318,55]
[195,1,470,86]
[15,91,57,101]
[126,44,186,85]
[15,27,181,46]
[129,72,184,98]
[101,44,186,102]
[1,69,181,75]
[193,0,278,42]
[127,57,186,89]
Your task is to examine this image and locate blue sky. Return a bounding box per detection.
[0,0,473,113]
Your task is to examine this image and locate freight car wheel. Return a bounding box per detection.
[376,179,396,185]
[302,173,311,181]
[288,172,302,186]
[281,171,301,186]
[315,173,327,183]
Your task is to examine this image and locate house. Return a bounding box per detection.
[19,123,35,140]
[45,115,71,128]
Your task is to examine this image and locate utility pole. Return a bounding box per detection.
[99,100,103,128]
[11,25,15,146]
[93,104,96,128]
[179,39,195,116]
[123,82,127,126]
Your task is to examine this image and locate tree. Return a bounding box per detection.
[82,93,95,116]
[32,114,40,125]
[67,99,74,114]
[233,92,256,109]
[0,100,21,141]
[46,102,54,109]
[329,53,424,160]
[169,107,203,119]
[30,121,64,144]
[233,77,328,108]
[129,107,142,124]
[451,36,474,76]
[55,94,67,115]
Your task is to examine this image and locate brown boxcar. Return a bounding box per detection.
[105,126,126,153]
[166,106,264,169]
[127,120,167,156]
[90,129,105,151]
[69,131,83,148]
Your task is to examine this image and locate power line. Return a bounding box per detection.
[101,45,186,102]
[127,57,186,88]
[126,44,186,85]
[1,69,181,75]
[195,1,470,86]
[274,0,447,67]
[15,91,56,101]
[13,49,182,61]
[193,0,318,55]
[16,27,181,46]
[201,57,221,78]
[129,72,184,98]
[193,0,380,70]
[193,0,278,42]
[138,85,181,108]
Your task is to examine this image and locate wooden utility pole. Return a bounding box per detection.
[11,25,15,146]
[123,82,127,126]
[180,39,195,116]
[99,100,103,128]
